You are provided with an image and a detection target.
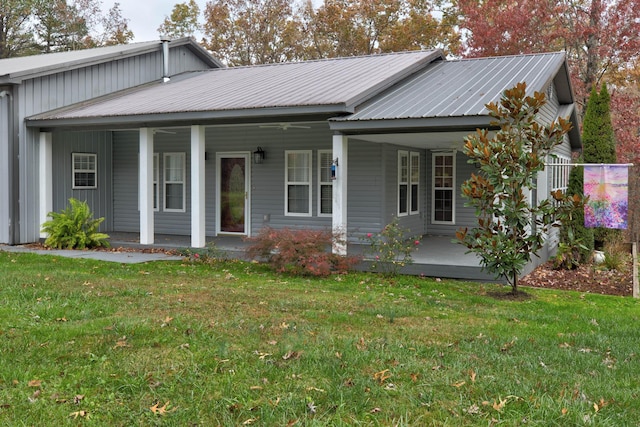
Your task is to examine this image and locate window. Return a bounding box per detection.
[285,150,312,216]
[398,151,420,216]
[318,150,333,216]
[153,153,159,211]
[410,152,420,214]
[398,151,409,215]
[432,152,455,223]
[164,152,185,212]
[72,153,97,189]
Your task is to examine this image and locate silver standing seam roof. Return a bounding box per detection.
[26,50,445,127]
[328,51,580,148]
[0,38,222,83]
[332,52,570,124]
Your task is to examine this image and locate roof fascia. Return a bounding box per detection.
[26,104,346,129]
[329,116,495,134]
[3,39,221,83]
[343,50,446,111]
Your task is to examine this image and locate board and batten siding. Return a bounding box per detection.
[18,46,214,243]
[51,131,113,231]
[0,91,11,243]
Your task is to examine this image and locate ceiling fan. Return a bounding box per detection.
[153,129,177,135]
[259,123,311,131]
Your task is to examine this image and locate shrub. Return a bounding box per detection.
[245,227,359,277]
[179,241,227,263]
[362,217,421,277]
[601,236,630,271]
[41,198,110,249]
[457,82,574,293]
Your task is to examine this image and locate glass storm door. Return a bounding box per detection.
[218,154,249,234]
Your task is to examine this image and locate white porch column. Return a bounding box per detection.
[332,134,348,255]
[39,132,53,238]
[139,128,154,245]
[191,125,206,248]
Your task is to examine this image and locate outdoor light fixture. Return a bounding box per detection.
[253,147,265,164]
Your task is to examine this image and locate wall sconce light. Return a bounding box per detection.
[253,146,266,164]
[331,157,338,180]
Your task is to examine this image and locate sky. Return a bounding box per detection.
[111,0,208,42]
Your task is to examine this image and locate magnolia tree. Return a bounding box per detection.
[457,83,580,293]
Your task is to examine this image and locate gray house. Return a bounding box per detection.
[0,40,581,279]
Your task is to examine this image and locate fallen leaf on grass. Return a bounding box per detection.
[28,380,42,387]
[242,417,258,425]
[562,407,568,415]
[370,407,382,413]
[410,373,419,382]
[452,381,466,388]
[150,401,175,416]
[28,389,41,403]
[69,410,89,419]
[285,420,298,427]
[74,395,85,404]
[500,340,515,352]
[373,369,391,384]
[492,398,507,412]
[56,317,67,322]
[255,351,272,360]
[470,370,477,382]
[306,386,326,393]
[113,336,129,349]
[282,350,302,360]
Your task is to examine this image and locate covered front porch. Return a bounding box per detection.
[106,232,497,282]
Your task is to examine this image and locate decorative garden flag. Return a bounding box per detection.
[583,165,629,229]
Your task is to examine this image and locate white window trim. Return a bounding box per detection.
[72,152,97,189]
[410,151,420,214]
[431,152,456,224]
[318,149,333,217]
[163,152,186,213]
[285,150,312,217]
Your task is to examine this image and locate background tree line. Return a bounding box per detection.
[0,0,132,57]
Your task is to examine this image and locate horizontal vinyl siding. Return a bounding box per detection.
[345,140,386,238]
[112,131,139,232]
[112,129,193,235]
[51,131,113,230]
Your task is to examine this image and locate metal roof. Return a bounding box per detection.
[0,38,222,83]
[27,50,444,127]
[333,52,569,124]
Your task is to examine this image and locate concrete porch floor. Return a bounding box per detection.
[107,232,497,282]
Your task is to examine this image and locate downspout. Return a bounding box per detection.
[161,38,170,82]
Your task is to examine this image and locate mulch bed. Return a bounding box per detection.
[519,260,634,296]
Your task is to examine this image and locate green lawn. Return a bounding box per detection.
[1,251,639,426]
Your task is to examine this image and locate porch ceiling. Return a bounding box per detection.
[350,130,474,150]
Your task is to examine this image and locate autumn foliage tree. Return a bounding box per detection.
[457,0,640,177]
[201,0,304,66]
[158,0,202,39]
[299,0,459,59]
[457,83,575,293]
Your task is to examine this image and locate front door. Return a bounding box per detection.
[217,153,250,235]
